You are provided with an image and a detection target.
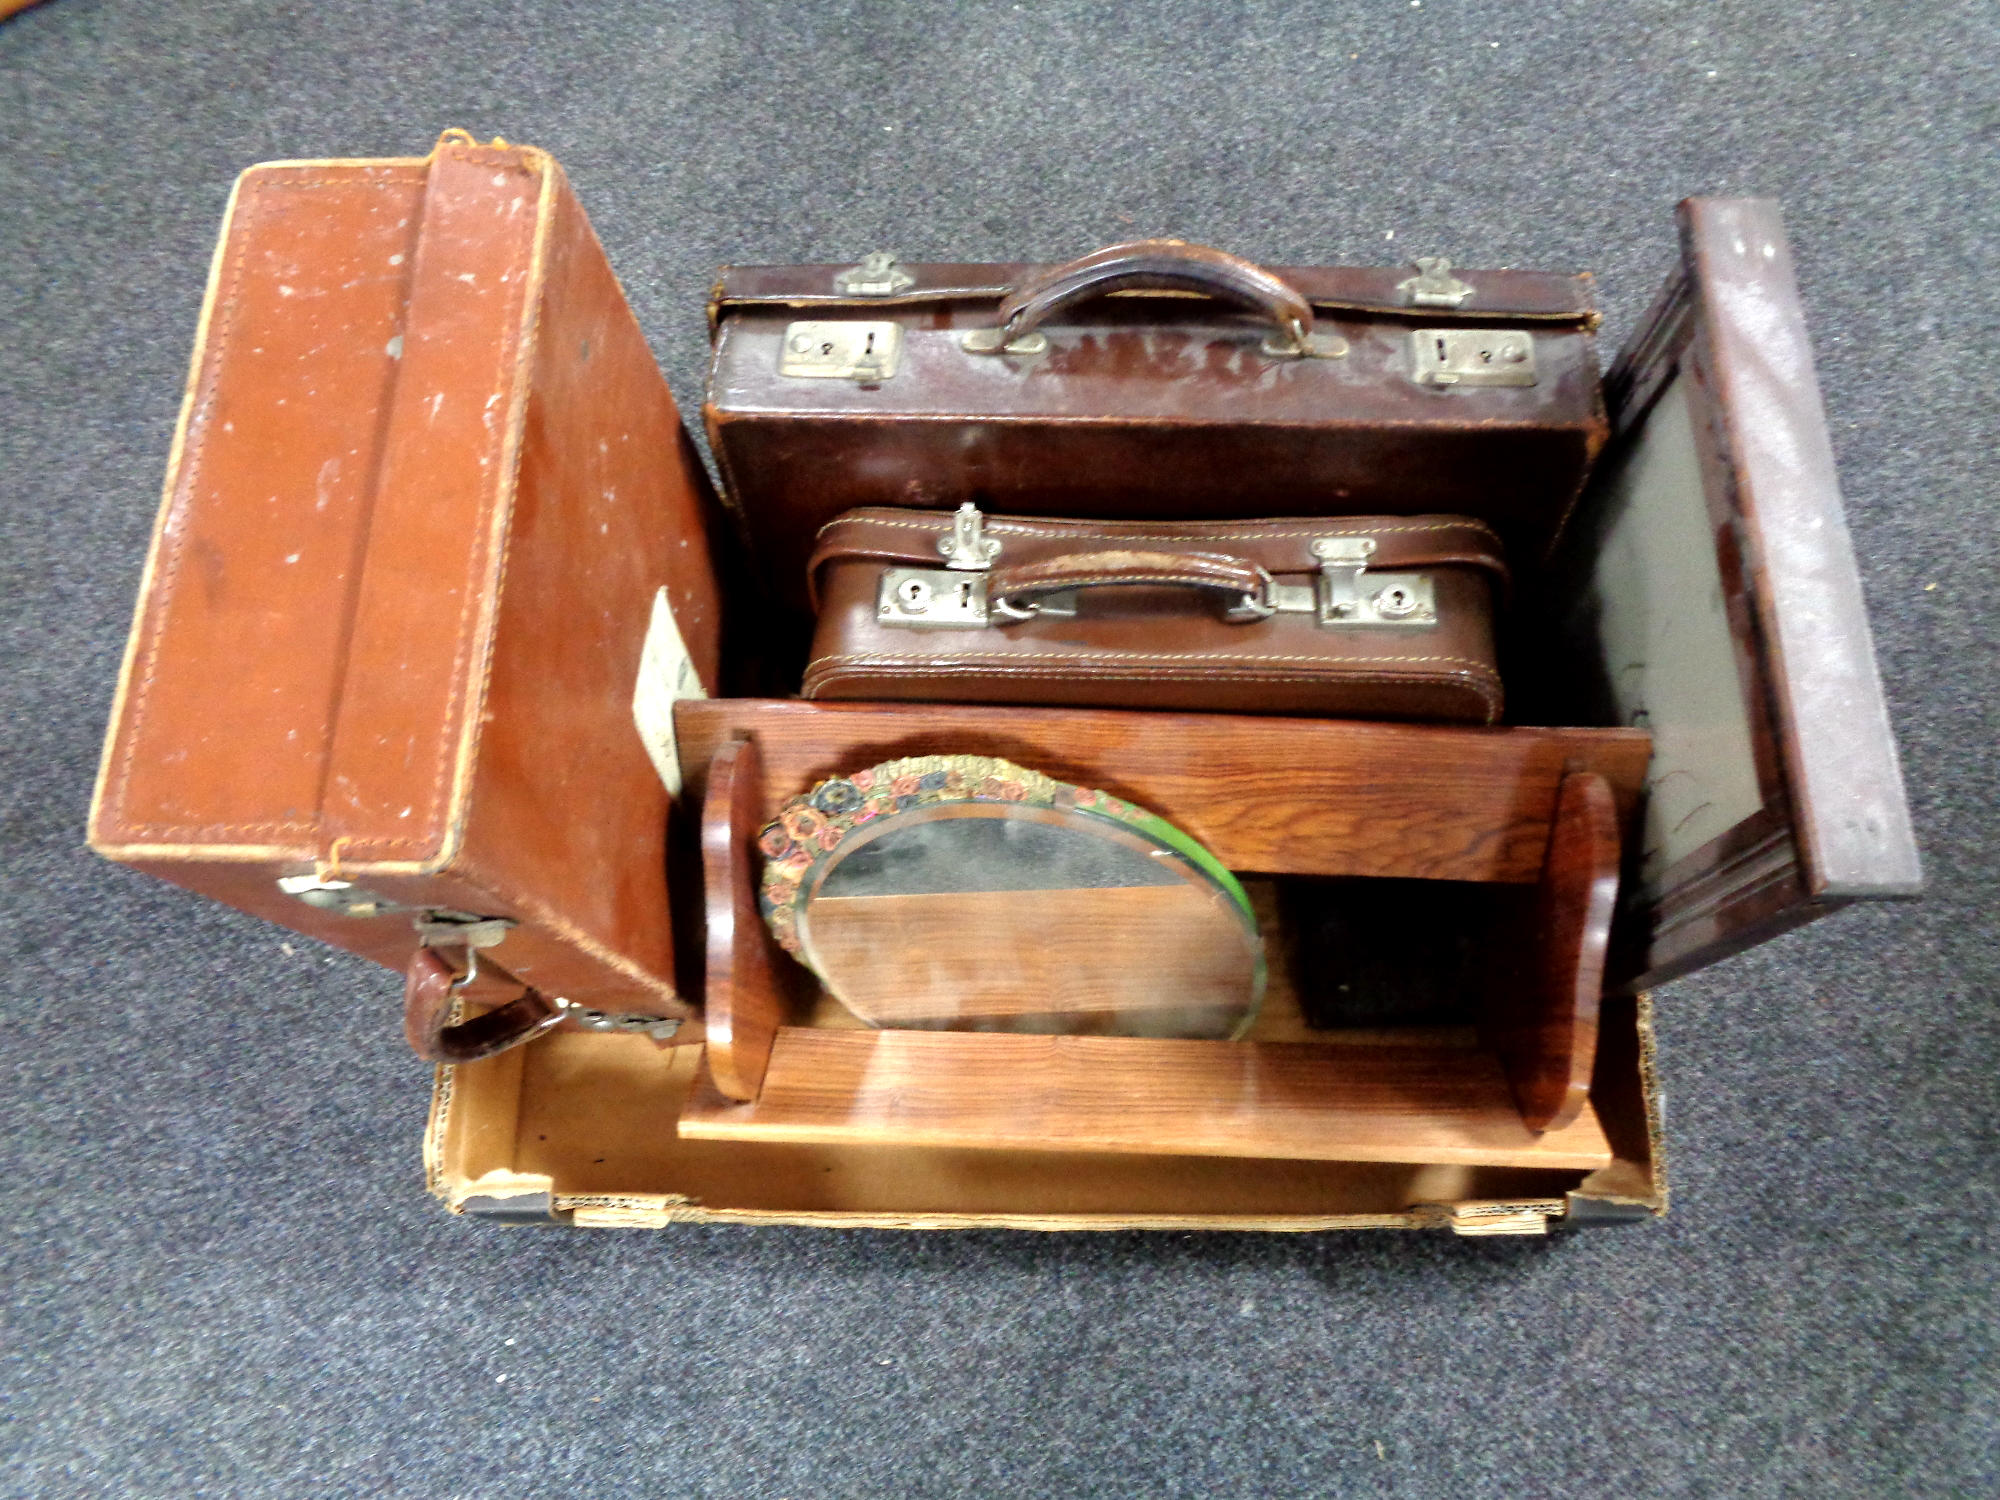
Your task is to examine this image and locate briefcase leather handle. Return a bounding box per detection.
[972,240,1343,358]
[403,945,566,1064]
[990,548,1274,621]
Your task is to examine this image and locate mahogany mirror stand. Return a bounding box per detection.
[674,700,1633,1174]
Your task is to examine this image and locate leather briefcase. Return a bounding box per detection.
[706,239,1604,613]
[801,505,1507,722]
[87,132,724,1062]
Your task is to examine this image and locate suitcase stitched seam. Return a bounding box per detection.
[803,654,1502,719]
[804,666,1498,723]
[815,515,1505,546]
[109,177,426,840]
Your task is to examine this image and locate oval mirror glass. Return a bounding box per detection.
[758,755,1263,1039]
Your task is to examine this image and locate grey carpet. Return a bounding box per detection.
[3,2,1996,1495]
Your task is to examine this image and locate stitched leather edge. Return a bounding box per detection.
[802,656,1502,722]
[813,512,1506,547]
[803,669,1500,725]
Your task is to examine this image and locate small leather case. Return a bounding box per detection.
[802,506,1508,723]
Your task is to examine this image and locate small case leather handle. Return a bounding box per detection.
[403,945,565,1064]
[975,240,1339,357]
[989,549,1273,619]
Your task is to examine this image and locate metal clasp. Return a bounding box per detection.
[1410,328,1537,388]
[1398,256,1476,308]
[414,913,517,952]
[1259,317,1349,360]
[411,911,519,992]
[275,875,410,918]
[938,501,1002,569]
[878,568,993,628]
[1309,536,1437,627]
[778,320,903,382]
[1313,536,1378,622]
[833,251,915,296]
[559,1001,683,1043]
[960,318,1050,357]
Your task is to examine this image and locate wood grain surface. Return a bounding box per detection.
[678,1027,1615,1169]
[676,699,1650,884]
[1485,771,1620,1132]
[699,738,788,1101]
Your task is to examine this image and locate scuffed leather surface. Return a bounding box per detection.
[87,140,720,1020]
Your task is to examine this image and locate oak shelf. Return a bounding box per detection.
[679,1027,1614,1170]
[681,701,1631,1167]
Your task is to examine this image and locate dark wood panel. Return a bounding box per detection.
[1484,772,1619,1133]
[676,699,1650,885]
[698,739,789,1101]
[1553,198,1921,991]
[1682,198,1921,902]
[678,1027,1614,1170]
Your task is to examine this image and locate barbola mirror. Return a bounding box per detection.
[757,755,1264,1039]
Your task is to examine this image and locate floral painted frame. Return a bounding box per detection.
[755,753,1248,957]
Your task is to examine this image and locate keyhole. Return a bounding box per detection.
[897,577,932,611]
[1373,584,1421,619]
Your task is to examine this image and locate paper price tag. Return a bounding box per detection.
[631,587,707,798]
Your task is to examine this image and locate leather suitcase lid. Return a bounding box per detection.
[1553,198,1922,991]
[89,155,440,861]
[88,143,556,867]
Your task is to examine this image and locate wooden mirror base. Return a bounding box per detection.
[699,737,789,1101]
[692,706,1625,1169]
[682,1027,1613,1170]
[1481,771,1619,1132]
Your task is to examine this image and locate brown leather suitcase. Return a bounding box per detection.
[705,240,1606,614]
[87,132,724,1062]
[801,505,1508,722]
